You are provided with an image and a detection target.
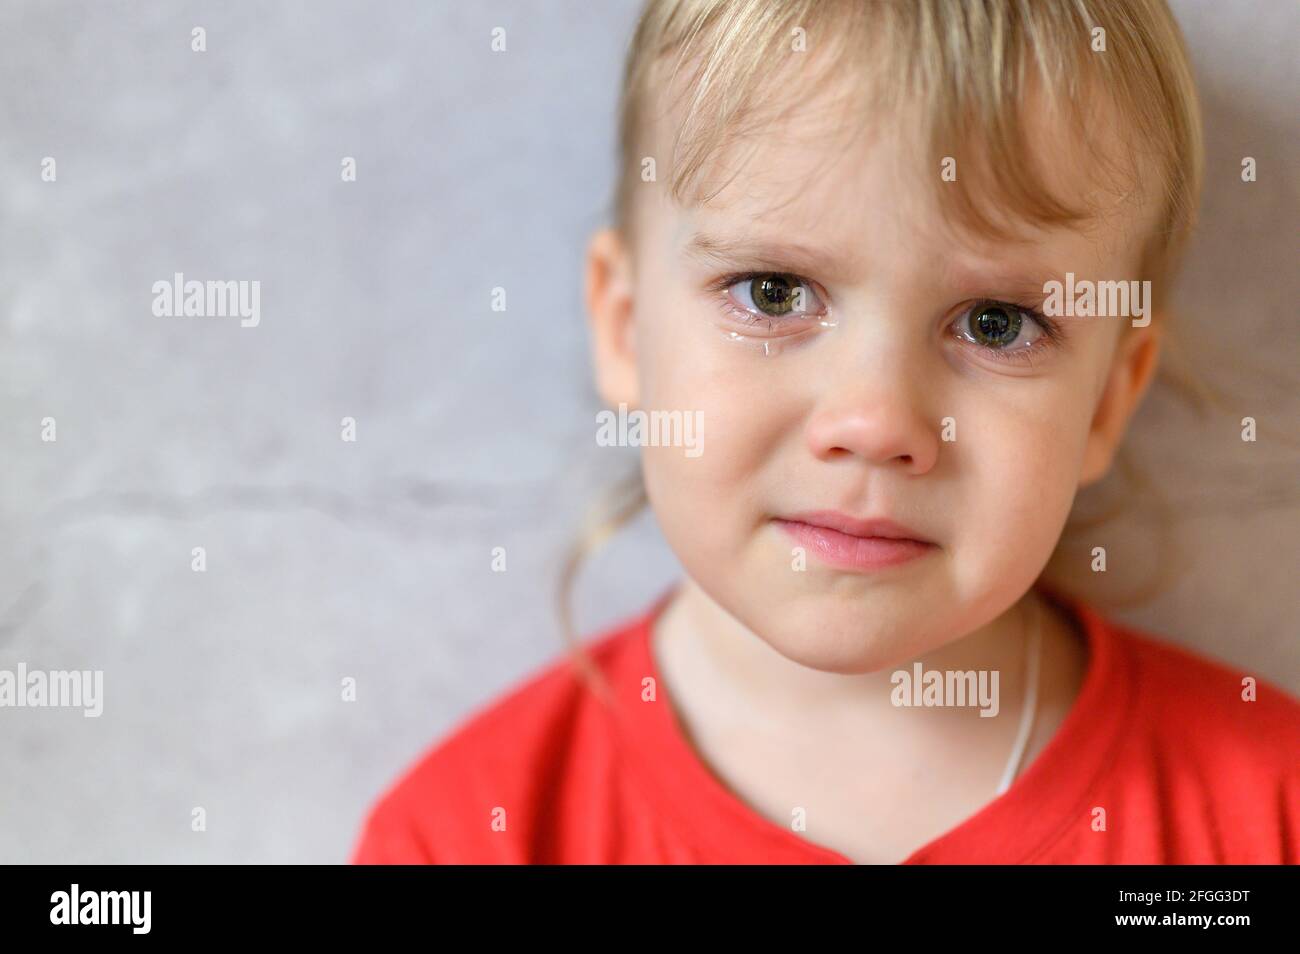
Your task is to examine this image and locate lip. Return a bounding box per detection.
[773,510,937,572]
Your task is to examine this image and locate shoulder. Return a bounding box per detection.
[349,611,647,864]
[1098,608,1300,781]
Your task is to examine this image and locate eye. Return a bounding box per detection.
[735,274,812,318]
[951,301,1060,363]
[719,272,828,329]
[958,303,1038,348]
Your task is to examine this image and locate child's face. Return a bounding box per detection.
[587,70,1163,674]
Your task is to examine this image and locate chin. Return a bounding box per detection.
[763,613,924,675]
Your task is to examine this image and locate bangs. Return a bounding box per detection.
[616,0,1201,280]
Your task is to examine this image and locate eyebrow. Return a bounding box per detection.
[684,228,1068,298]
[940,259,1064,300]
[681,230,861,279]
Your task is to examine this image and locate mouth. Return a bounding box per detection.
[772,510,938,572]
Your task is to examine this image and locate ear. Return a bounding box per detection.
[1078,317,1164,488]
[584,227,640,409]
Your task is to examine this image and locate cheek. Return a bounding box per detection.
[637,291,792,495]
[637,300,796,572]
[637,380,773,555]
[949,377,1095,581]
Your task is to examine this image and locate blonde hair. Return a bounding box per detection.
[561,0,1210,686]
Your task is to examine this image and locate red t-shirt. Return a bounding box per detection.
[350,586,1300,864]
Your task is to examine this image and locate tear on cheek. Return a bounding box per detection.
[715,319,837,357]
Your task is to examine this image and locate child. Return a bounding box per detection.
[351,0,1299,864]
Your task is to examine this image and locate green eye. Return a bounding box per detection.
[951,300,1060,367]
[968,304,1023,348]
[716,271,829,336]
[749,275,800,317]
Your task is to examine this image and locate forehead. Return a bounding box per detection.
[641,52,1158,278]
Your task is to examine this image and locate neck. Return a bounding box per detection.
[652,579,1072,732]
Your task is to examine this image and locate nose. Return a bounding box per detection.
[804,374,940,475]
